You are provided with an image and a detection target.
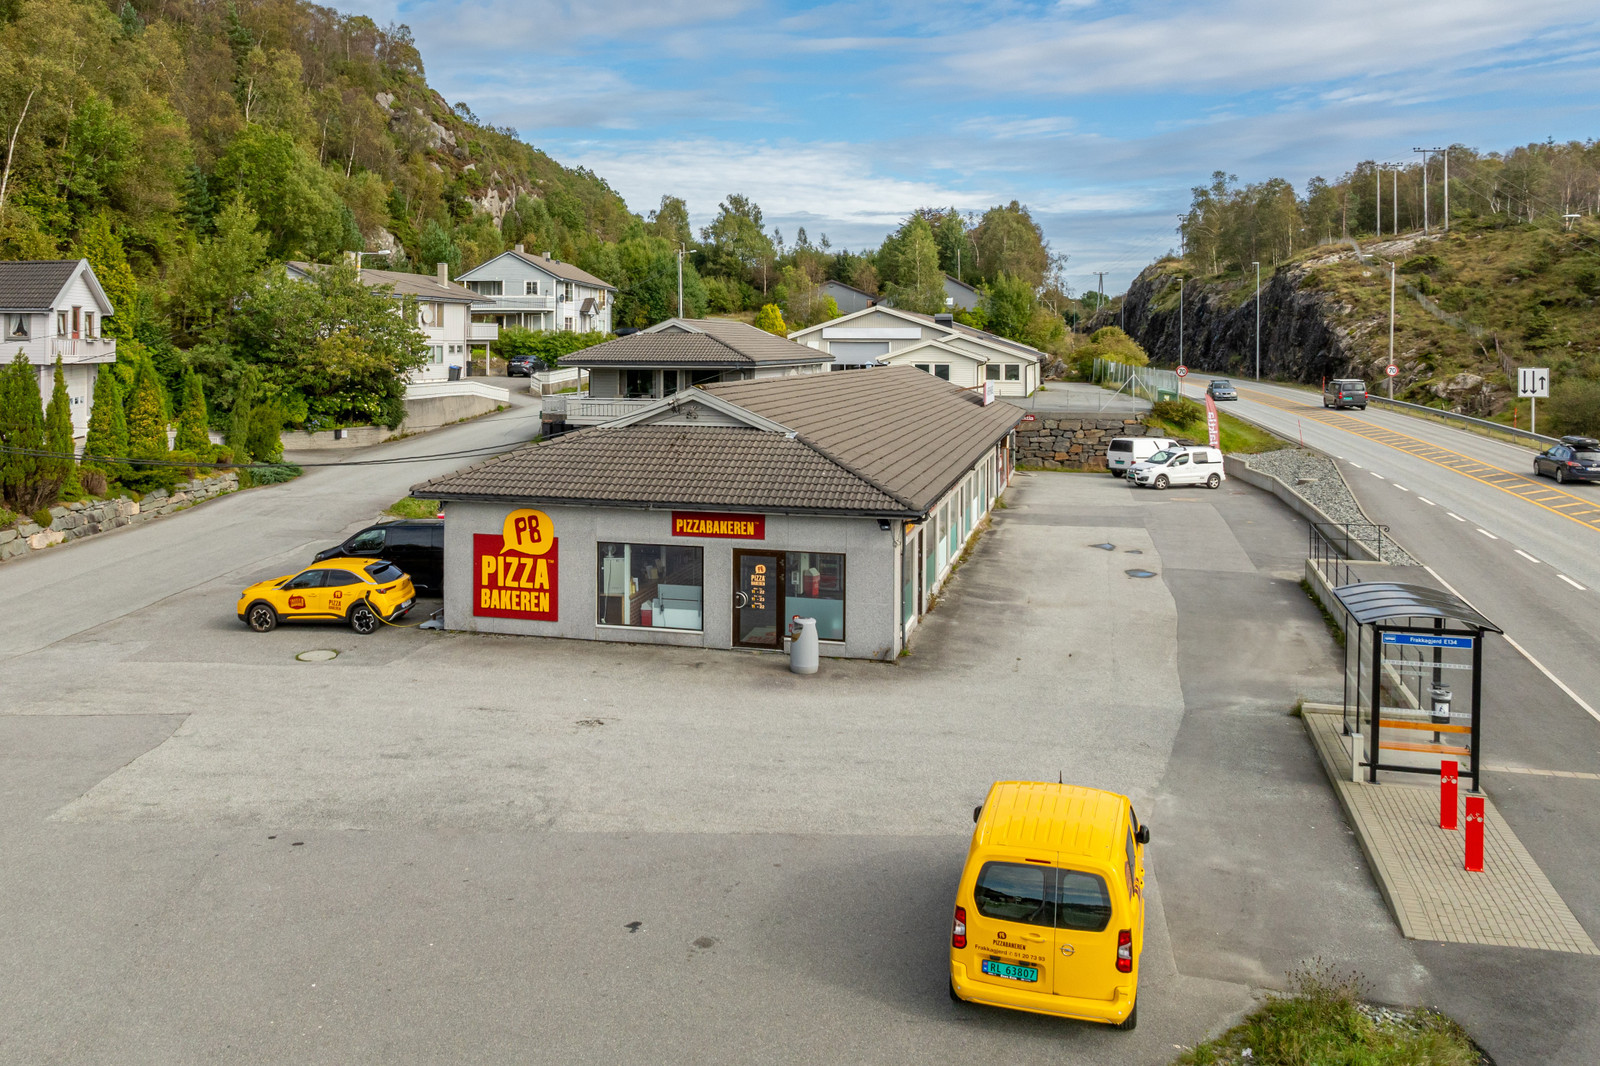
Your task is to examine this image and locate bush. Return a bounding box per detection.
[387,496,440,519]
[496,327,611,369]
[754,303,787,335]
[0,506,16,527]
[1151,397,1203,426]
[31,507,54,529]
[1543,377,1600,437]
[240,463,302,487]
[79,469,108,496]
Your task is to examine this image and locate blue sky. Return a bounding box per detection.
[356,0,1600,295]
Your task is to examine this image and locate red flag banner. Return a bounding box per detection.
[1204,394,1221,450]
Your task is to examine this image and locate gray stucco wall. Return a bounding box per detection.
[441,502,902,659]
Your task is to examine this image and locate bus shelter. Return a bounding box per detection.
[1333,582,1501,788]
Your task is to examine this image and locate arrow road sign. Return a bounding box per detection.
[1518,367,1550,398]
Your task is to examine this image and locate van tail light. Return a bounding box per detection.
[1116,929,1132,972]
[952,907,967,949]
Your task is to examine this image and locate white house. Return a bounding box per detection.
[0,259,117,438]
[787,305,1043,397]
[286,261,475,383]
[458,245,617,340]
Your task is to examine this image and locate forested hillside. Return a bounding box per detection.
[1100,139,1600,434]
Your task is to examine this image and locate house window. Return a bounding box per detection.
[7,315,26,339]
[562,282,573,301]
[786,551,845,641]
[598,290,607,308]
[429,345,444,364]
[985,365,1001,381]
[468,280,502,296]
[624,369,655,398]
[564,316,574,331]
[83,312,95,338]
[662,369,679,395]
[72,307,81,335]
[57,311,67,335]
[689,370,720,387]
[596,543,703,630]
[1005,364,1020,381]
[525,281,539,296]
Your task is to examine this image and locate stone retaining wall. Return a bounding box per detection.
[1013,415,1160,470]
[0,473,239,562]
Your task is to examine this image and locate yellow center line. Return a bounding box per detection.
[1234,386,1600,535]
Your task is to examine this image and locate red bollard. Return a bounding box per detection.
[1464,796,1485,872]
[1440,760,1458,830]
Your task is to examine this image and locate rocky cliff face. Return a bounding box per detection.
[1094,262,1360,384]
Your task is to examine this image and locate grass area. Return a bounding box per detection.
[1175,963,1482,1066]
[1148,402,1291,453]
[386,496,440,519]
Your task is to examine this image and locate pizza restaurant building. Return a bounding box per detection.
[414,366,1022,660]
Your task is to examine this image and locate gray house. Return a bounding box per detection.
[458,245,617,337]
[943,275,981,311]
[818,279,877,315]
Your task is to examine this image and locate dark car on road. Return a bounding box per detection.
[1534,436,1600,484]
[506,353,541,377]
[1323,378,1368,410]
[314,519,444,596]
[1206,379,1237,401]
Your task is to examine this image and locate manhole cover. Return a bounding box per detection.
[296,649,339,662]
[1125,569,1158,579]
[1090,543,1116,551]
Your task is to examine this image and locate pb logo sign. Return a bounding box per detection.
[502,508,555,556]
[474,509,559,621]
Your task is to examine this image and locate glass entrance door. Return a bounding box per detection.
[733,551,784,648]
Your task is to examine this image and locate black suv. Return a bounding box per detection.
[314,519,444,595]
[1534,436,1600,484]
[506,353,541,377]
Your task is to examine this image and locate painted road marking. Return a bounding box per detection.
[1515,549,1540,564]
[1485,765,1600,781]
[1446,512,1466,521]
[1560,574,1587,590]
[1478,528,1499,539]
[1349,461,1363,469]
[1395,484,1409,492]
[1235,386,1600,535]
[1417,496,1435,506]
[1371,472,1386,479]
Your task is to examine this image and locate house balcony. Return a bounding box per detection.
[541,392,655,425]
[49,336,117,363]
[472,295,557,314]
[470,320,500,343]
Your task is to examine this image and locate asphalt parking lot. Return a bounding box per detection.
[2,469,1538,1063]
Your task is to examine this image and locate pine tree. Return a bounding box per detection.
[83,366,130,479]
[245,399,283,463]
[42,357,75,492]
[754,303,788,335]
[124,357,170,481]
[0,352,48,511]
[175,368,210,453]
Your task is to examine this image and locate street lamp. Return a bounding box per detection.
[1253,261,1261,381]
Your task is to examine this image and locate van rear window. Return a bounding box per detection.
[1109,440,1132,452]
[974,862,1112,931]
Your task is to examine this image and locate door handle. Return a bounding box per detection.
[733,591,748,608]
[1021,931,1046,942]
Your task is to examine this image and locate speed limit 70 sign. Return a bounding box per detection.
[1518,367,1550,398]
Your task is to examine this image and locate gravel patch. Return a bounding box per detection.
[1243,448,1416,564]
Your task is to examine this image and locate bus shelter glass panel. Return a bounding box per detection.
[1368,626,1479,786]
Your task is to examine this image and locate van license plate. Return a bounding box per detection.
[981,960,1039,983]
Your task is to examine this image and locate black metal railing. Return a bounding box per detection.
[1309,520,1390,587]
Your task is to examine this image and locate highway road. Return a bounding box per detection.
[1186,378,1600,1051]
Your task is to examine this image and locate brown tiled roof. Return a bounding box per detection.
[559,318,828,368]
[414,424,903,514]
[0,260,82,311]
[505,249,616,291]
[702,366,1023,512]
[287,262,476,303]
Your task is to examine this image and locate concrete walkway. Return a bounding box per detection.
[1304,705,1597,955]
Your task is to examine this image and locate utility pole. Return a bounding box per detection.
[1253,261,1261,381]
[677,244,684,318]
[1413,147,1444,234]
[1388,260,1397,399]
[1392,164,1399,235]
[1443,149,1450,232]
[1375,165,1382,238]
[1178,275,1184,369]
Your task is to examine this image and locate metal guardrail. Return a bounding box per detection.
[1309,520,1389,588]
[1365,394,1556,447]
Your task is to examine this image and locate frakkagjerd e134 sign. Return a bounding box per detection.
[671,511,765,539]
[474,508,558,620]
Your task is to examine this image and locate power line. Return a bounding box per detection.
[0,439,528,469]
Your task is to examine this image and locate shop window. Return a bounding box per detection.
[597,543,703,630]
[786,551,845,641]
[984,365,1001,381]
[1004,364,1021,381]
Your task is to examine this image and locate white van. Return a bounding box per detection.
[1127,446,1226,489]
[1106,437,1179,478]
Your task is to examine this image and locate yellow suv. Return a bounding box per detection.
[949,781,1148,1029]
[237,558,416,635]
